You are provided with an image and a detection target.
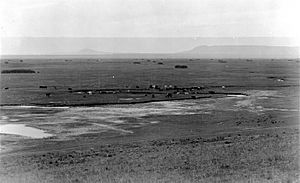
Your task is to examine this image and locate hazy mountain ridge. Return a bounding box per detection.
[1,37,298,55]
[77,48,110,55]
[1,45,299,59]
[178,45,299,58]
[71,45,299,58]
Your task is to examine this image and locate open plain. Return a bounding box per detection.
[0,58,299,182]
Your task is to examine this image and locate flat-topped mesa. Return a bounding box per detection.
[1,69,36,74]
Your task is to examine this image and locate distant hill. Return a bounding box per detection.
[1,45,299,59]
[75,45,299,58]
[2,37,298,56]
[178,45,299,58]
[76,48,110,55]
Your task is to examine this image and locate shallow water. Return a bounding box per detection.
[0,124,52,138]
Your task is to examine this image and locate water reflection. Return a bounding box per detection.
[0,124,52,138]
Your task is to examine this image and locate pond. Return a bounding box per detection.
[0,124,52,138]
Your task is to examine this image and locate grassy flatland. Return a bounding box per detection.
[0,128,298,183]
[0,58,299,182]
[0,108,299,182]
[1,58,299,105]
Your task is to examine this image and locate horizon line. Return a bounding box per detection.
[2,36,297,39]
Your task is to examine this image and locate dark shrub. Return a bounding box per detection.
[1,69,35,74]
[174,65,188,69]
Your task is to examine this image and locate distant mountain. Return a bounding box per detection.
[1,43,299,59]
[75,45,299,58]
[76,48,110,55]
[178,45,299,58]
[2,37,298,56]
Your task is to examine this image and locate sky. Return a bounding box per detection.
[0,0,299,54]
[1,0,299,38]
